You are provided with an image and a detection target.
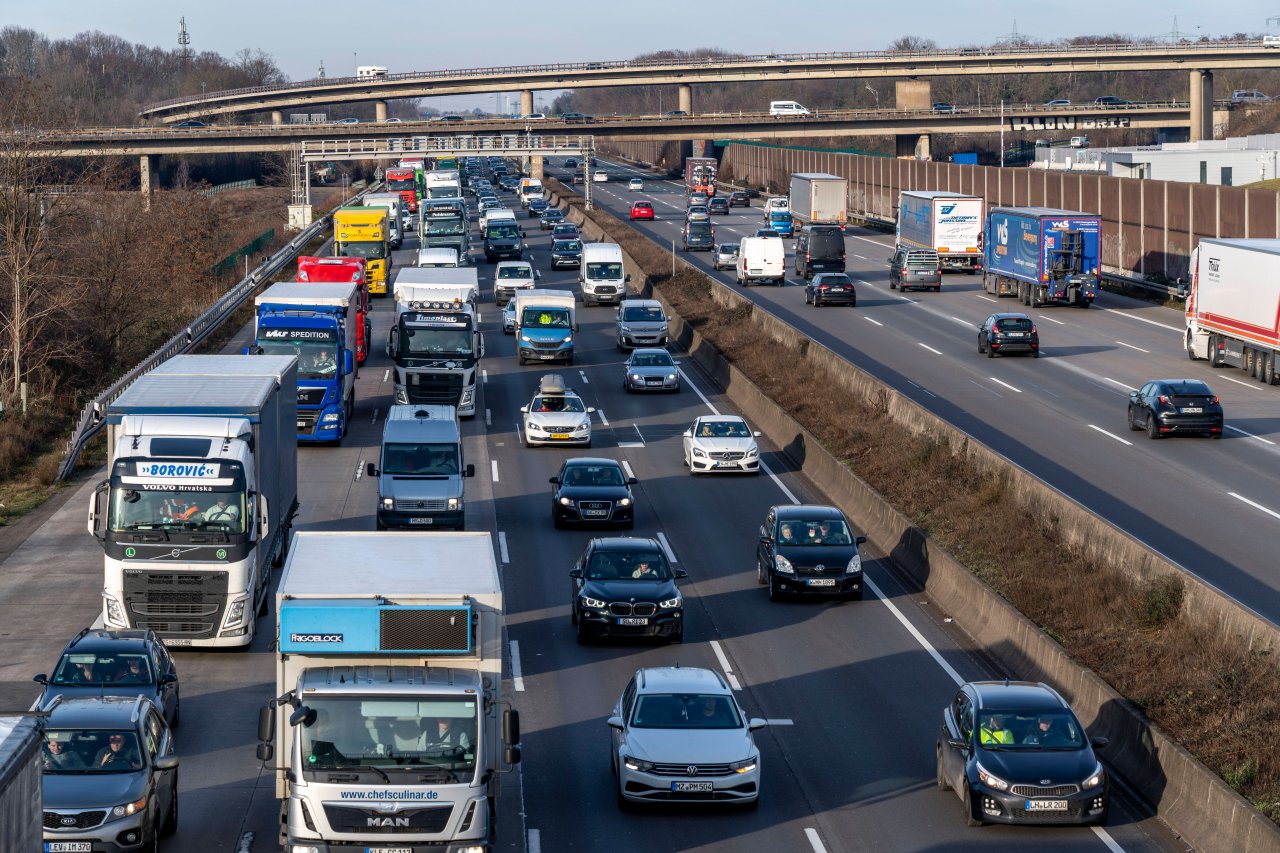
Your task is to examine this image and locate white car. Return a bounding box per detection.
[682,415,761,474]
[521,375,595,447]
[628,178,644,191]
[609,666,765,809]
[493,260,536,306]
[765,197,790,213]
[503,300,517,334]
[593,170,609,183]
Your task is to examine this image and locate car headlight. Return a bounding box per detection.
[976,761,1010,791]
[630,373,642,381]
[321,413,340,423]
[559,497,574,506]
[658,596,682,609]
[381,498,393,509]
[527,422,543,432]
[623,755,654,772]
[667,373,677,381]
[579,595,606,609]
[574,422,589,432]
[745,444,759,458]
[520,335,532,343]
[775,554,794,575]
[617,498,631,507]
[447,498,460,510]
[729,757,757,773]
[1083,761,1105,789]
[111,795,148,817]
[845,553,862,574]
[563,335,573,344]
[691,447,707,458]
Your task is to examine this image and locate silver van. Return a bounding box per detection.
[366,404,474,530]
[616,298,670,351]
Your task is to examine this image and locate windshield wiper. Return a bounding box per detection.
[349,763,390,783]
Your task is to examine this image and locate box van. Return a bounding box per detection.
[888,247,941,292]
[518,178,545,207]
[367,404,474,530]
[736,236,786,286]
[794,225,846,278]
[356,65,388,79]
[417,247,460,268]
[479,207,516,232]
[769,101,811,116]
[580,242,629,306]
[362,192,404,250]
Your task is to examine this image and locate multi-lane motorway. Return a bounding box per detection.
[0,166,1196,851]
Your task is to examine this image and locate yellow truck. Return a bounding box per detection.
[333,206,392,296]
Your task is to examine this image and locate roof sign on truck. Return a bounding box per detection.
[135,462,221,479]
[279,599,474,654]
[261,328,338,341]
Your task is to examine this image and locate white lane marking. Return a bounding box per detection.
[950,316,974,328]
[678,367,720,414]
[907,381,938,399]
[856,279,876,288]
[482,369,489,384]
[498,532,510,564]
[710,639,735,675]
[579,369,589,384]
[237,832,254,853]
[491,460,500,482]
[1220,375,1257,389]
[975,295,998,303]
[1034,313,1066,325]
[656,531,678,563]
[918,343,943,355]
[764,718,795,726]
[865,576,965,685]
[989,377,1023,393]
[595,409,609,426]
[617,442,645,448]
[1225,424,1276,445]
[1115,340,1150,354]
[853,253,869,260]
[1100,307,1182,333]
[515,422,523,444]
[1229,492,1280,520]
[1104,377,1139,393]
[509,640,525,692]
[761,459,801,505]
[382,368,390,382]
[863,316,884,327]
[970,379,1002,399]
[897,294,918,304]
[485,408,492,427]
[621,460,635,480]
[805,827,830,853]
[528,828,541,853]
[1091,826,1126,852]
[1088,424,1134,446]
[354,460,365,481]
[370,407,379,424]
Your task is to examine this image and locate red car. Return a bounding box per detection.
[630,201,655,221]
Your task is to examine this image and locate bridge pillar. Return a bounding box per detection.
[895,134,931,160]
[1189,70,1213,142]
[895,79,932,111]
[530,155,544,181]
[271,110,284,125]
[139,154,159,208]
[375,101,388,123]
[520,90,534,116]
[678,84,692,114]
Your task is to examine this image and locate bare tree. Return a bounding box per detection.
[889,35,938,53]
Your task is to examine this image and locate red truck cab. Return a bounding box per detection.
[296,256,372,364]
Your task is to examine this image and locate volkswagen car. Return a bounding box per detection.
[936,681,1109,826]
[550,458,637,528]
[682,415,761,474]
[1127,379,1223,439]
[623,348,680,393]
[608,667,764,807]
[521,374,595,447]
[755,504,868,600]
[570,538,686,643]
[35,629,181,729]
[979,313,1039,358]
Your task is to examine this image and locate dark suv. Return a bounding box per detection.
[979,313,1039,358]
[728,191,751,207]
[569,537,687,643]
[35,628,181,729]
[1127,379,1223,439]
[756,505,867,601]
[794,225,846,278]
[40,695,179,851]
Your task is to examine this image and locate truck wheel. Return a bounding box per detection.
[1260,352,1274,385]
[1077,299,1092,309]
[1185,332,1199,361]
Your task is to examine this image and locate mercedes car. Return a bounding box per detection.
[682,415,761,474]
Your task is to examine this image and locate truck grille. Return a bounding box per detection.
[407,373,463,404]
[297,411,318,434]
[609,602,657,617]
[322,804,453,834]
[393,498,449,512]
[298,388,326,406]
[45,810,106,830]
[123,571,227,638]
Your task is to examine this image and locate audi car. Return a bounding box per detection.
[630,201,655,221]
[623,348,680,393]
[755,504,868,600]
[708,196,730,215]
[682,415,761,474]
[569,537,686,643]
[1127,379,1223,439]
[550,457,637,528]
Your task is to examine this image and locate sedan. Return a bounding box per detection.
[623,348,680,393]
[609,667,763,808]
[630,201,655,221]
[979,313,1039,357]
[551,458,637,529]
[561,112,593,123]
[570,538,686,643]
[728,191,751,207]
[1127,379,1223,439]
[540,208,566,228]
[713,242,740,271]
[628,178,645,191]
[1093,95,1133,107]
[334,117,360,124]
[805,272,856,306]
[932,102,956,112]
[708,196,730,215]
[755,504,867,600]
[682,415,760,474]
[937,680,1109,826]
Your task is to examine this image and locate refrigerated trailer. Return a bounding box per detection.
[897,191,984,272]
[1185,238,1280,384]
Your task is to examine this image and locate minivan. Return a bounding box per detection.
[794,225,846,278]
[580,242,629,306]
[769,100,811,116]
[367,404,474,530]
[888,247,941,292]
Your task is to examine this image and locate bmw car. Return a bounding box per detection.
[550,458,637,528]
[608,667,764,807]
[682,415,761,474]
[521,374,595,447]
[570,538,686,643]
[755,504,868,601]
[623,348,680,393]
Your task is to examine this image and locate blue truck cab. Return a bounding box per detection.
[250,282,357,443]
[766,209,795,237]
[983,207,1101,308]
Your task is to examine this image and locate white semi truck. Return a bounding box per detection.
[88,355,299,648]
[389,268,483,416]
[896,190,985,272]
[1185,238,1280,385]
[256,531,520,852]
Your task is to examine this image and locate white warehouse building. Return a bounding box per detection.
[1033,134,1280,186]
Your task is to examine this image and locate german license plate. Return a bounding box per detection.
[749,268,762,274]
[408,517,434,525]
[1025,799,1069,811]
[540,354,557,360]
[618,617,649,626]
[807,578,837,587]
[672,781,714,793]
[297,421,306,429]
[1181,407,1203,413]
[713,461,737,468]
[582,510,608,517]
[551,433,570,440]
[162,638,192,647]
[366,848,414,853]
[46,842,92,851]
[1007,332,1025,337]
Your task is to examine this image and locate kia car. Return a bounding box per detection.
[35,628,181,729]
[936,681,1109,826]
[550,458,637,529]
[608,667,764,807]
[979,313,1039,358]
[570,538,686,643]
[682,415,760,474]
[630,201,655,221]
[1126,379,1223,439]
[623,348,680,393]
[755,504,868,601]
[805,273,857,307]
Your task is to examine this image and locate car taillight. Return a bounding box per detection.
[1211,395,1220,404]
[1158,395,1171,404]
[1031,325,1037,334]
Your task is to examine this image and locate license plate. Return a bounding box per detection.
[297,421,306,429]
[1025,799,1069,811]
[672,781,714,793]
[366,848,414,853]
[1181,407,1203,413]
[1007,332,1026,337]
[807,578,837,587]
[550,433,570,440]
[46,843,92,851]
[540,354,557,360]
[582,510,608,517]
[749,268,762,274]
[618,617,649,626]
[162,638,192,647]
[713,461,738,468]
[408,517,434,525]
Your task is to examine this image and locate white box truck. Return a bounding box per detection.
[789,173,847,228]
[1185,238,1280,384]
[88,355,299,648]
[256,531,520,852]
[896,190,984,273]
[389,268,483,416]
[736,236,786,286]
[514,290,578,364]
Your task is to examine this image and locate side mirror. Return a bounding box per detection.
[674,568,688,579]
[154,755,179,771]
[87,480,108,541]
[465,463,476,478]
[682,430,692,438]
[572,322,580,333]
[586,407,596,414]
[257,705,275,742]
[549,476,561,484]
[520,405,529,413]
[159,673,177,686]
[1128,391,1138,400]
[625,274,632,282]
[606,715,625,731]
[257,494,270,540]
[366,463,378,478]
[748,718,769,731]
[752,431,762,438]
[289,705,316,728]
[626,477,638,485]
[256,742,274,762]
[569,567,583,579]
[33,674,47,685]
[1091,736,1110,749]
[947,737,969,751]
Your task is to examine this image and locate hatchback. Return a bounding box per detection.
[570,538,686,643]
[628,178,645,191]
[540,208,566,229]
[713,243,741,271]
[687,192,710,207]
[805,273,856,307]
[979,313,1039,358]
[686,205,711,222]
[888,247,941,292]
[1127,379,1223,439]
[708,197,730,215]
[593,170,610,182]
[756,504,867,600]
[630,201,655,221]
[1044,99,1072,107]
[728,191,751,207]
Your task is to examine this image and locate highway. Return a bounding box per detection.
[574,156,1280,627]
[0,167,1188,851]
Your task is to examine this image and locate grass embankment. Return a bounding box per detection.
[546,177,1280,821]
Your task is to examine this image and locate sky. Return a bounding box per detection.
[4,1,1279,110]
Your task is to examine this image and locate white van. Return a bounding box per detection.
[518,178,545,208]
[736,236,786,286]
[356,65,388,79]
[417,247,460,268]
[579,243,630,307]
[1069,135,1090,148]
[769,101,811,116]
[479,207,517,232]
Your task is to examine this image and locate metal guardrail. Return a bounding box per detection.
[198,178,256,197]
[53,189,367,482]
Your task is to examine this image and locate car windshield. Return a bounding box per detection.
[562,465,625,486]
[995,318,1033,332]
[623,308,663,323]
[695,420,750,438]
[299,696,478,780]
[521,308,571,329]
[586,549,671,580]
[977,710,1086,749]
[631,693,742,729]
[630,352,674,368]
[381,443,459,475]
[586,262,623,279]
[51,653,154,687]
[44,730,144,773]
[529,394,584,413]
[778,519,852,545]
[108,487,247,534]
[497,266,533,279]
[553,240,582,252]
[816,275,852,286]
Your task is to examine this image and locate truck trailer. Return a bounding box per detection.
[684,156,718,197]
[897,191,984,272]
[256,531,520,852]
[390,268,482,416]
[296,256,372,365]
[89,354,299,648]
[789,173,848,228]
[1185,238,1280,384]
[983,207,1100,308]
[334,207,392,297]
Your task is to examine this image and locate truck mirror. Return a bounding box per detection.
[87,480,108,541]
[257,705,276,742]
[366,463,378,478]
[625,274,632,282]
[342,350,354,375]
[256,742,274,762]
[465,463,476,478]
[503,708,521,746]
[258,494,270,539]
[505,746,522,765]
[289,705,316,728]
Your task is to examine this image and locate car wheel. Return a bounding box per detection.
[741,795,760,811]
[1127,406,1141,431]
[622,517,634,530]
[986,343,996,358]
[768,575,783,602]
[756,560,767,585]
[1146,413,1162,440]
[161,784,178,836]
[963,783,983,827]
[1211,426,1223,439]
[935,747,951,790]
[804,290,811,304]
[850,298,856,307]
[1032,350,1040,358]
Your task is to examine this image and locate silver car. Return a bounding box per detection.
[714,242,740,271]
[623,348,680,393]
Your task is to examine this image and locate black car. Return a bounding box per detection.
[570,537,687,643]
[755,505,867,601]
[1093,95,1132,107]
[682,221,715,251]
[560,112,594,123]
[1127,379,1223,439]
[728,191,751,207]
[805,273,857,307]
[664,109,689,116]
[551,238,584,269]
[979,313,1039,358]
[564,158,578,168]
[528,197,549,218]
[551,458,638,528]
[540,208,567,229]
[754,228,780,239]
[708,197,730,215]
[551,223,581,241]
[35,628,181,728]
[936,681,1109,826]
[173,120,206,127]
